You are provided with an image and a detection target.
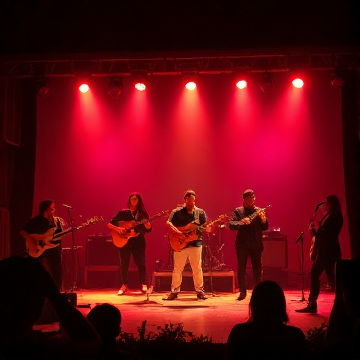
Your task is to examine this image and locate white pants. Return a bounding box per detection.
[171,246,204,292]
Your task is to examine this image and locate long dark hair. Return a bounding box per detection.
[326,195,342,214]
[38,199,54,215]
[127,193,149,218]
[248,280,289,324]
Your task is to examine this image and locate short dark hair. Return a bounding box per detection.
[184,189,196,200]
[39,200,54,214]
[243,189,254,199]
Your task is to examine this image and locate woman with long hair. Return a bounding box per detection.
[226,280,308,359]
[108,192,152,295]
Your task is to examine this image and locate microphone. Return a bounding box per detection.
[315,202,325,211]
[62,204,73,209]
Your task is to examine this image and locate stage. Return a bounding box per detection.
[34,287,335,343]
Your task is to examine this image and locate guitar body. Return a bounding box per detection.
[111,229,140,248]
[26,228,62,258]
[169,227,198,252]
[26,216,103,258]
[111,210,170,248]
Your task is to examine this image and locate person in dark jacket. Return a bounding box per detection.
[296,194,343,313]
[229,189,268,301]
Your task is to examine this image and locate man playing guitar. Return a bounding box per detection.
[163,189,209,301]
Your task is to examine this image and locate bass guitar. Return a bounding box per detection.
[169,214,229,252]
[26,216,103,258]
[111,210,170,248]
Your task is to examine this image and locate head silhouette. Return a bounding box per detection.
[248,280,289,324]
[87,303,121,344]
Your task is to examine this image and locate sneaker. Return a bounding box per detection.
[197,291,207,300]
[236,293,246,301]
[117,284,127,295]
[163,292,178,301]
[141,284,148,293]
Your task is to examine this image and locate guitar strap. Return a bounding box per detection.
[194,206,200,225]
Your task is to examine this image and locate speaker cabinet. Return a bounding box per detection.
[262,235,288,268]
[86,235,119,266]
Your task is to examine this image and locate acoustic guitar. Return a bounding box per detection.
[111,210,170,248]
[26,216,103,258]
[169,214,229,252]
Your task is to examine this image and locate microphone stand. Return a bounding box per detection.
[293,230,306,302]
[65,206,77,292]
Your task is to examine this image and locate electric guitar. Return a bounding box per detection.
[26,216,103,258]
[111,210,170,248]
[169,214,229,252]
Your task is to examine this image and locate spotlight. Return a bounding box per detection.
[183,74,198,91]
[35,76,50,96]
[108,76,122,98]
[236,80,247,90]
[260,72,274,93]
[132,71,147,91]
[330,73,345,88]
[292,78,304,88]
[75,71,91,93]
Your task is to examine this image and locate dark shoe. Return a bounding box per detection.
[197,291,207,300]
[295,302,317,313]
[163,292,177,301]
[236,293,246,301]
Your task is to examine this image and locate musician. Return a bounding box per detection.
[107,193,152,295]
[20,200,63,290]
[164,189,208,300]
[296,195,343,313]
[229,189,268,301]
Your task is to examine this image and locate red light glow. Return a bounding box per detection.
[135,82,146,91]
[79,84,90,93]
[236,80,247,89]
[185,81,196,91]
[292,78,304,88]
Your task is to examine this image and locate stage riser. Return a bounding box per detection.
[152,271,235,293]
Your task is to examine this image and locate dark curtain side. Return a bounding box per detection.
[9,79,37,257]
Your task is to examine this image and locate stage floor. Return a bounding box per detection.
[34,287,335,343]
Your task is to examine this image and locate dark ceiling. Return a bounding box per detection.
[0,0,359,78]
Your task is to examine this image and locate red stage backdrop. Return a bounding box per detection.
[34,72,350,283]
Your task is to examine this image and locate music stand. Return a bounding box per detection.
[293,230,306,302]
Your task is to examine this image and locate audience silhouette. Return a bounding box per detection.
[87,303,140,359]
[226,280,309,359]
[0,255,101,359]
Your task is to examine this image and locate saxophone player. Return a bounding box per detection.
[229,189,269,301]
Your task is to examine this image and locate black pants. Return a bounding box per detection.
[236,247,262,294]
[39,245,62,291]
[119,246,146,286]
[309,255,338,303]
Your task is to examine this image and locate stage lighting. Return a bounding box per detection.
[108,76,122,98]
[75,71,91,93]
[236,80,247,89]
[35,76,50,96]
[330,73,345,88]
[260,72,274,93]
[183,74,198,91]
[132,71,147,91]
[292,78,304,88]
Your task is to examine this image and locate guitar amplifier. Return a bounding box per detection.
[86,234,119,266]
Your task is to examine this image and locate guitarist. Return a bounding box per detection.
[163,189,208,301]
[20,200,64,290]
[229,189,268,302]
[296,195,343,314]
[107,193,152,295]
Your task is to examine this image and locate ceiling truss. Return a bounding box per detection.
[1,52,359,79]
